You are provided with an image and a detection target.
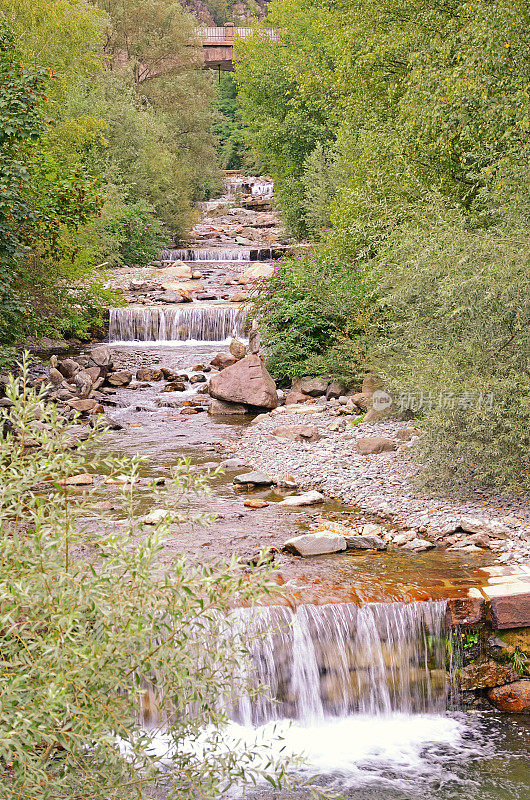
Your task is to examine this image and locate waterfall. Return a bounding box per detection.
[161,248,276,262]
[109,306,245,344]
[162,248,252,262]
[251,181,274,197]
[231,600,449,727]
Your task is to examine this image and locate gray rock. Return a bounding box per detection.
[279,491,325,506]
[402,538,435,552]
[284,531,347,556]
[90,345,112,368]
[459,516,510,538]
[90,413,123,430]
[208,399,250,415]
[58,358,80,379]
[74,370,93,399]
[48,367,64,385]
[344,534,387,550]
[233,471,274,486]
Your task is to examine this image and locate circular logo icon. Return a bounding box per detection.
[372,390,393,411]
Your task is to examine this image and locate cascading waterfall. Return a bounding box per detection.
[230,600,450,727]
[251,181,274,197]
[162,248,252,262]
[161,248,277,262]
[109,306,245,343]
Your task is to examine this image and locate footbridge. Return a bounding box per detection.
[197,23,280,71]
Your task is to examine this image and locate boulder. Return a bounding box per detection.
[292,376,328,397]
[285,391,312,405]
[233,471,274,487]
[402,538,435,552]
[162,262,193,279]
[284,531,347,557]
[326,381,346,400]
[231,292,248,302]
[220,458,251,470]
[58,358,80,379]
[73,370,93,399]
[488,680,530,713]
[136,367,164,382]
[161,381,186,392]
[356,437,397,455]
[141,508,171,525]
[459,660,518,691]
[90,345,112,368]
[159,290,186,304]
[208,399,249,415]
[210,352,237,370]
[129,279,150,291]
[48,367,64,385]
[161,368,184,381]
[279,491,325,506]
[273,425,322,444]
[229,338,247,360]
[350,392,372,411]
[66,398,100,413]
[459,516,510,539]
[209,354,278,410]
[90,413,123,430]
[239,263,275,282]
[189,373,206,384]
[107,370,132,387]
[344,533,387,551]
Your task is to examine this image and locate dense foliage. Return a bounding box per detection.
[0,358,288,798]
[252,252,377,386]
[237,0,530,493]
[0,0,221,357]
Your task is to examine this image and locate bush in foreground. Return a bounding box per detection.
[0,358,288,799]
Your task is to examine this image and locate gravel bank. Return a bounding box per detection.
[233,404,530,564]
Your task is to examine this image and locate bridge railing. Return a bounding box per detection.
[197,26,280,44]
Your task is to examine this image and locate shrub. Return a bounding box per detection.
[251,250,378,386]
[0,357,289,799]
[378,206,530,493]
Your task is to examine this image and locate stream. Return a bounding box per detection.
[87,177,528,798]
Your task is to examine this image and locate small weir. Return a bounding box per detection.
[231,600,450,727]
[161,247,277,262]
[109,305,245,343]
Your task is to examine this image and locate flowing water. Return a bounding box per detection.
[108,305,245,344]
[98,181,529,798]
[231,600,450,726]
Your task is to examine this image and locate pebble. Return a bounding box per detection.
[233,408,530,563]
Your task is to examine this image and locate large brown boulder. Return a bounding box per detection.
[488,680,530,712]
[209,355,277,410]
